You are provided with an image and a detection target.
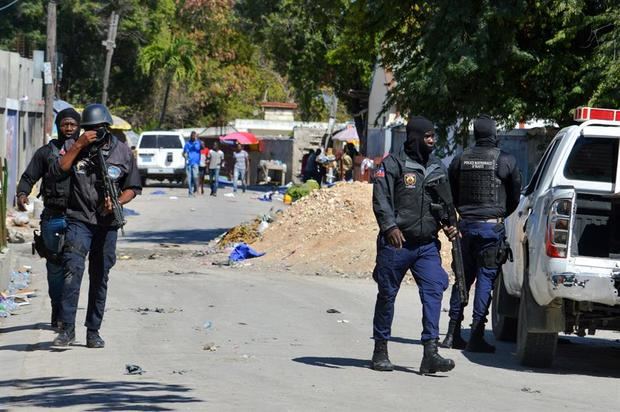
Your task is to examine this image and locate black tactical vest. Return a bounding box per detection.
[458,147,502,208]
[42,140,70,210]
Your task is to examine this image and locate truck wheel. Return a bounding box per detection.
[492,270,518,342]
[516,270,558,368]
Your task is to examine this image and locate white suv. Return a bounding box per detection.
[136,131,186,186]
[493,108,620,367]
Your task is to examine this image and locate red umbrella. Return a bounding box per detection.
[219,131,259,145]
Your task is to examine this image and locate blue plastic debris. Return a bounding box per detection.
[124,208,140,216]
[229,243,265,262]
[150,190,167,195]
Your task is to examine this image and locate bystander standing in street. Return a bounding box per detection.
[198,141,209,195]
[183,131,201,197]
[208,142,224,196]
[232,143,249,193]
[16,108,81,330]
[50,103,141,348]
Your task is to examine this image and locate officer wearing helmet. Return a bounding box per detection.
[50,103,142,348]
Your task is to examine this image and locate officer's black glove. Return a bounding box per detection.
[385,227,406,248]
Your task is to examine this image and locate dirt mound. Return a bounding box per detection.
[253,182,453,278]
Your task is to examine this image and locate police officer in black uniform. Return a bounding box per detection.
[371,115,458,374]
[441,115,521,352]
[16,108,81,329]
[50,103,142,348]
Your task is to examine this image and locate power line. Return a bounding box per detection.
[0,0,20,13]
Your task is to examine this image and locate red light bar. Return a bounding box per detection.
[574,106,620,122]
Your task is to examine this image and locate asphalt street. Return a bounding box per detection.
[0,185,618,411]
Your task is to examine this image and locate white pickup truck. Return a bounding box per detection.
[492,107,620,368]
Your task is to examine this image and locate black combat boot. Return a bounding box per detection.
[440,319,468,349]
[86,329,105,349]
[53,323,75,347]
[466,320,495,353]
[371,340,394,371]
[420,339,455,374]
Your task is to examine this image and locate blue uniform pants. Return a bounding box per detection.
[59,219,118,330]
[209,168,220,194]
[373,237,449,342]
[40,212,66,307]
[448,220,505,323]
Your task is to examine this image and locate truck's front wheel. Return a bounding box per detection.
[516,270,558,368]
[492,270,518,342]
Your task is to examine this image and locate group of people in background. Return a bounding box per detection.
[182,131,248,197]
[303,142,359,184]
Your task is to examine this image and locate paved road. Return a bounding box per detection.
[1,186,619,411]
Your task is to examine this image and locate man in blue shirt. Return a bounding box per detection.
[183,131,201,196]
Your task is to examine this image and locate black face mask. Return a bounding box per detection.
[55,108,81,141]
[474,115,497,147]
[405,115,434,164]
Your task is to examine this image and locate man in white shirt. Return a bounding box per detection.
[207,142,224,196]
[232,143,249,193]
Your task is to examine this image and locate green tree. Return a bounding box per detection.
[138,33,197,127]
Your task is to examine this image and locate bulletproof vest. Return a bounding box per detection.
[42,140,70,210]
[458,147,502,208]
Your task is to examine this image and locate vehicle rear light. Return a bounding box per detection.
[546,199,572,258]
[574,106,620,122]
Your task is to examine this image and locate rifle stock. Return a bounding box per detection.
[97,147,126,236]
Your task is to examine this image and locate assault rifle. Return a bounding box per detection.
[429,180,468,306]
[94,131,126,235]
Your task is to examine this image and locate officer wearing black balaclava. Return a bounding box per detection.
[371,115,457,374]
[16,107,81,330]
[442,115,521,353]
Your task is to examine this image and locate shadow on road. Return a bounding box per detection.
[291,356,418,374]
[0,376,202,410]
[122,229,228,244]
[0,322,52,334]
[461,334,620,378]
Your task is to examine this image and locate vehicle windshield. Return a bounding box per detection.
[139,135,182,149]
[563,137,619,183]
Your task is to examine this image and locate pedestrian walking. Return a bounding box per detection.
[371,115,458,374]
[232,143,249,193]
[198,142,209,195]
[207,142,224,196]
[441,115,521,352]
[50,103,141,348]
[16,108,81,330]
[183,131,201,197]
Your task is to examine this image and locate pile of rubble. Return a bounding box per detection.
[253,182,453,278]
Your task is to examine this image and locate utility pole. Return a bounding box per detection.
[44,0,57,143]
[101,12,119,106]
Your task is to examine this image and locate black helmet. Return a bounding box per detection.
[81,103,113,127]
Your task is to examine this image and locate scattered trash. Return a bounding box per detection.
[326,308,341,314]
[337,319,350,323]
[172,369,188,375]
[7,229,25,244]
[521,387,541,394]
[169,196,178,200]
[192,251,206,257]
[132,307,167,314]
[190,208,196,212]
[148,253,160,260]
[119,255,132,260]
[203,321,213,330]
[125,364,145,375]
[12,212,30,226]
[229,243,265,262]
[224,193,235,198]
[257,220,269,234]
[203,342,217,351]
[151,190,167,195]
[238,322,248,326]
[124,208,140,216]
[160,243,181,248]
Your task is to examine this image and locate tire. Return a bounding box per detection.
[492,270,518,342]
[516,268,558,368]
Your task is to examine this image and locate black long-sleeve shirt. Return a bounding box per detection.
[17,140,64,206]
[448,145,522,220]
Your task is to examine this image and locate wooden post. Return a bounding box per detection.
[44,0,57,144]
[102,12,119,106]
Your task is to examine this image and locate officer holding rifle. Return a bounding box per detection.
[441,115,521,352]
[51,103,141,348]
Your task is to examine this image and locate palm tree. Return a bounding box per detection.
[139,35,197,128]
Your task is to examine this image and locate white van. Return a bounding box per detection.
[136,131,186,186]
